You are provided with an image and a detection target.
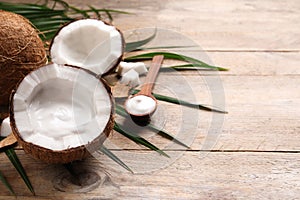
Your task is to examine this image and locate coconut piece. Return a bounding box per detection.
[0,117,17,149]
[10,63,114,164]
[120,69,141,88]
[50,19,124,76]
[0,117,11,137]
[117,61,148,76]
[0,11,47,106]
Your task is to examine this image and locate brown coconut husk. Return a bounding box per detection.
[0,10,47,108]
[9,65,115,164]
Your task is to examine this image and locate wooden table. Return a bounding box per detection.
[1,0,300,199]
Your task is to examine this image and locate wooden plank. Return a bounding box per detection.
[134,51,300,76]
[1,1,299,153]
[94,0,300,50]
[1,1,299,200]
[199,52,300,76]
[2,68,299,152]
[123,50,300,76]
[0,151,299,199]
[1,51,299,150]
[12,0,300,50]
[108,74,300,151]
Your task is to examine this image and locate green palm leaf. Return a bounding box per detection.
[131,45,197,51]
[88,5,102,19]
[115,104,189,148]
[125,52,228,71]
[0,2,50,10]
[114,122,169,158]
[0,170,15,195]
[125,29,157,52]
[4,148,35,195]
[99,146,133,173]
[129,89,227,113]
[0,136,34,194]
[159,63,222,71]
[0,0,129,42]
[124,29,197,52]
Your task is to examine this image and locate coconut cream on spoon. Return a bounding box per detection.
[125,95,156,116]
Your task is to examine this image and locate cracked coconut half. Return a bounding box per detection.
[9,19,124,163]
[50,19,124,75]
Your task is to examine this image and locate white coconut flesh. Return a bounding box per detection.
[117,61,148,76]
[0,117,11,137]
[125,95,156,116]
[12,63,112,150]
[50,19,123,75]
[120,69,141,88]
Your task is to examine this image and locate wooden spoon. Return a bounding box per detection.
[124,55,164,125]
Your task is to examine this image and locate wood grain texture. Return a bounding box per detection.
[88,0,300,50]
[0,151,300,200]
[14,0,300,50]
[1,0,300,199]
[110,73,300,152]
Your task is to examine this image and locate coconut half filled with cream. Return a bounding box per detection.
[10,63,114,163]
[50,19,124,75]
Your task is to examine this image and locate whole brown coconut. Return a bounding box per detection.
[0,10,47,108]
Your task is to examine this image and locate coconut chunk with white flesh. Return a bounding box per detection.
[50,19,124,75]
[0,117,12,137]
[120,69,141,88]
[117,61,148,76]
[10,63,114,164]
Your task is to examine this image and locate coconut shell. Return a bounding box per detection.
[9,65,115,164]
[0,10,47,107]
